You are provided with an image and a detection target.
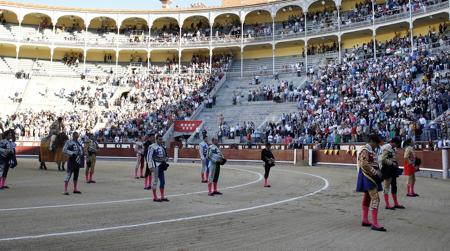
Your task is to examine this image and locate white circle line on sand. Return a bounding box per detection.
[0,166,263,212]
[0,170,329,242]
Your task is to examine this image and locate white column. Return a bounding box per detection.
[308,148,313,166]
[15,46,20,72]
[408,0,414,50]
[174,146,179,163]
[443,147,449,180]
[409,22,414,51]
[179,24,182,49]
[338,35,342,63]
[115,50,119,73]
[116,24,120,38]
[337,4,341,32]
[272,11,275,76]
[294,149,297,165]
[83,49,87,74]
[241,18,244,45]
[147,50,150,70]
[371,0,375,25]
[50,48,54,77]
[178,50,181,74]
[337,5,341,64]
[372,29,377,60]
[178,22,182,74]
[209,21,213,44]
[147,25,151,66]
[209,48,212,73]
[240,47,243,78]
[272,45,275,76]
[84,24,88,48]
[372,0,376,60]
[304,12,308,72]
[18,21,22,42]
[305,40,308,72]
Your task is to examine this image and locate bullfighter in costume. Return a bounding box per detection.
[49,117,64,151]
[134,136,145,179]
[379,137,404,209]
[143,134,155,190]
[62,132,84,195]
[261,142,275,187]
[0,130,17,189]
[356,134,385,231]
[199,135,209,183]
[84,134,99,184]
[147,135,169,202]
[207,137,225,196]
[403,139,420,197]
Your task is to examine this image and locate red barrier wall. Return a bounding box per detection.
[16,145,445,171]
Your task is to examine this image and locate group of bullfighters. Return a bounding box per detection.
[357,134,421,232]
[1,124,423,235]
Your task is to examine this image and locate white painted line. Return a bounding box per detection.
[0,167,262,212]
[0,170,328,242]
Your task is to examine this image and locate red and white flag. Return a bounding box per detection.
[174,120,202,133]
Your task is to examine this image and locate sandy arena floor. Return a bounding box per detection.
[0,158,449,250]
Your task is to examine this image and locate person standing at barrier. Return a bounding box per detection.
[379,137,405,210]
[84,133,99,184]
[207,137,225,196]
[134,136,145,179]
[0,130,17,189]
[356,134,385,231]
[199,135,209,183]
[404,139,420,197]
[62,132,84,195]
[147,135,169,202]
[261,142,275,188]
[143,134,155,190]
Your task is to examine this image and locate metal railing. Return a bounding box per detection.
[0,2,448,50]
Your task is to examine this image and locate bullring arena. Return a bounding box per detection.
[0,156,449,250]
[0,0,450,249]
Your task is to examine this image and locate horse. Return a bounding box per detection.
[39,133,69,171]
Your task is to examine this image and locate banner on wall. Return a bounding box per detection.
[174,120,202,133]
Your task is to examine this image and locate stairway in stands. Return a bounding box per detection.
[191,74,306,144]
[0,57,14,73]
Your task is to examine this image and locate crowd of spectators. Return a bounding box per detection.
[217,120,258,143]
[341,0,373,25]
[307,42,338,56]
[240,80,296,103]
[261,36,449,149]
[278,13,306,36]
[1,110,97,141]
[181,21,210,43]
[306,6,338,31]
[150,23,179,44]
[2,55,230,142]
[213,20,241,41]
[414,23,449,49]
[62,52,83,67]
[244,23,272,39]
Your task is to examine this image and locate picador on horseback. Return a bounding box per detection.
[49,117,65,152]
[39,117,68,170]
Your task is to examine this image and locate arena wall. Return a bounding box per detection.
[15,143,448,172]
